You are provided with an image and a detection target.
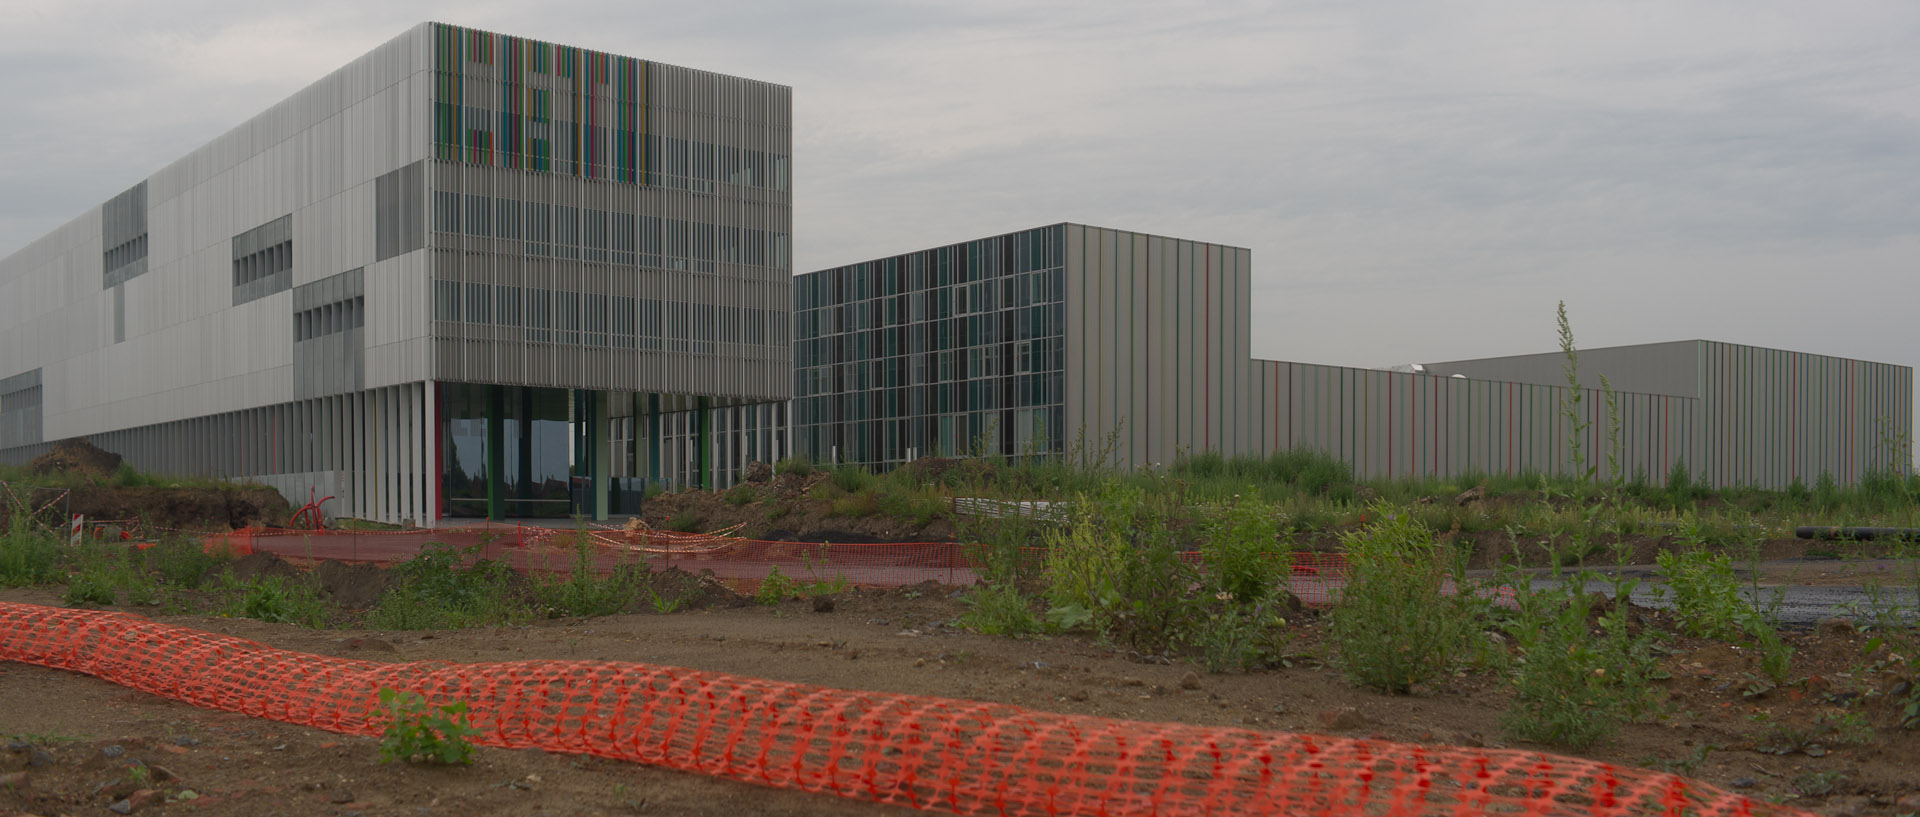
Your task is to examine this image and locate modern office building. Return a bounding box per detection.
[791,224,1253,470]
[0,23,793,523]
[793,225,1910,489]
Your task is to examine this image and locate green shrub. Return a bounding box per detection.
[666,510,705,532]
[1108,540,1202,654]
[369,542,523,629]
[1328,506,1477,694]
[109,464,160,488]
[1199,494,1288,604]
[724,485,758,507]
[960,513,1046,586]
[877,484,946,527]
[376,688,476,766]
[829,464,874,494]
[1041,488,1139,614]
[1501,569,1658,750]
[775,457,814,478]
[756,565,799,605]
[532,530,639,618]
[960,583,1044,636]
[62,571,117,606]
[1189,600,1292,673]
[1655,548,1745,640]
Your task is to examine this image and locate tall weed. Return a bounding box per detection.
[1501,560,1659,749]
[1329,507,1478,693]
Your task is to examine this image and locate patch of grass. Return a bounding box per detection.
[724,484,759,507]
[219,574,328,627]
[828,489,879,519]
[376,688,476,766]
[959,583,1044,636]
[63,540,160,607]
[644,582,692,614]
[334,518,403,531]
[775,457,814,478]
[829,464,874,494]
[0,511,62,587]
[146,537,230,588]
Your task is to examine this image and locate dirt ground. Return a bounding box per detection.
[5,579,1920,817]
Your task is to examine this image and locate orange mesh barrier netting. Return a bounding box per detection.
[196,525,1356,605]
[0,601,1797,817]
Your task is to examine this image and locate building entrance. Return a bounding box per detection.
[440,384,595,520]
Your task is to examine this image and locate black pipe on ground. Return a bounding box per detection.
[1795,526,1920,542]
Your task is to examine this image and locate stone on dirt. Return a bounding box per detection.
[1317,706,1370,731]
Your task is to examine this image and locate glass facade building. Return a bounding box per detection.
[793,226,1068,467]
[792,224,1258,471]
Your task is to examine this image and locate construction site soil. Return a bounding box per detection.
[4,570,1920,817]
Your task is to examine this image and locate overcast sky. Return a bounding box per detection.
[4,1,1918,445]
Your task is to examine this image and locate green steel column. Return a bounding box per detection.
[591,391,610,521]
[697,396,712,490]
[648,393,661,484]
[485,385,504,521]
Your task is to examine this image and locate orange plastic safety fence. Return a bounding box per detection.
[0,601,1797,817]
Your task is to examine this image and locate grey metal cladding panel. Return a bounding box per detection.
[0,368,43,396]
[233,270,293,306]
[1425,340,1704,397]
[104,258,147,289]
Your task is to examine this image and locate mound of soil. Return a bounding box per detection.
[225,553,300,583]
[640,482,959,544]
[312,560,393,610]
[27,438,121,479]
[52,484,294,532]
